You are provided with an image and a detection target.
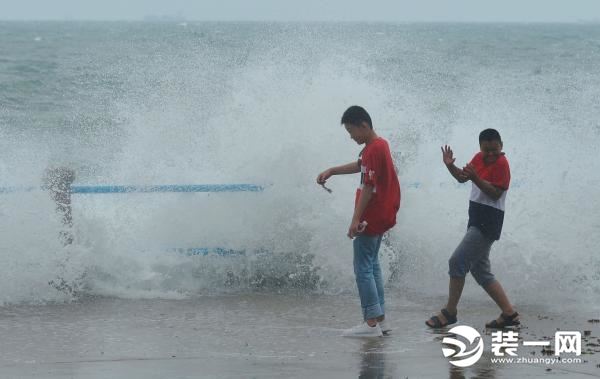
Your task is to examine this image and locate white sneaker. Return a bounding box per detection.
[342,322,383,338]
[379,320,391,334]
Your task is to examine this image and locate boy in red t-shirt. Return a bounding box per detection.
[426,129,519,329]
[317,106,400,338]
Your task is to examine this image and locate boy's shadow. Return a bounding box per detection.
[429,328,498,379]
[448,352,497,379]
[358,338,391,379]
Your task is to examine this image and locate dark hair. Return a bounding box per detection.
[479,128,502,143]
[341,106,372,129]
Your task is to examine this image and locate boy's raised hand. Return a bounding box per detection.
[442,145,470,182]
[441,145,456,166]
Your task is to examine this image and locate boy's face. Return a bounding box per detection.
[344,122,370,145]
[480,140,503,164]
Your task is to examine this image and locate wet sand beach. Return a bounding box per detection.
[1,293,598,378]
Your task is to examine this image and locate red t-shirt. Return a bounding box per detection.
[355,138,401,235]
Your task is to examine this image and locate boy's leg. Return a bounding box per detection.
[426,227,480,326]
[445,277,466,315]
[484,281,515,316]
[372,235,385,321]
[469,232,516,318]
[353,235,384,326]
[427,277,465,326]
[446,228,485,310]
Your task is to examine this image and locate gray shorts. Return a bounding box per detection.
[448,226,496,287]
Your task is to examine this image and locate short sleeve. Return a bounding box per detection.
[361,145,384,187]
[490,158,511,190]
[469,152,481,165]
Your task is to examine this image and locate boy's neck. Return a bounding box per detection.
[364,131,379,145]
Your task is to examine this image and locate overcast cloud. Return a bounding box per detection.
[1,0,599,22]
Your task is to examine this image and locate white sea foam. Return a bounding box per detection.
[0,23,598,306]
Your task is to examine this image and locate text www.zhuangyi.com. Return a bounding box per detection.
[490,357,583,365]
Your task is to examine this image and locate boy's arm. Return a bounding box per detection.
[442,145,468,183]
[348,184,373,238]
[446,163,469,183]
[317,161,360,184]
[463,164,504,200]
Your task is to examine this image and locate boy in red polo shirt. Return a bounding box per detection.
[426,129,519,329]
[317,106,400,337]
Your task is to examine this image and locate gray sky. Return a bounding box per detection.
[1,0,599,22]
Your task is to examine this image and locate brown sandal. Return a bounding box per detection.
[486,312,520,328]
[426,308,457,328]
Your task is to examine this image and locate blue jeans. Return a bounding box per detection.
[353,234,385,321]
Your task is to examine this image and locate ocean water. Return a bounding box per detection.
[1,22,599,308]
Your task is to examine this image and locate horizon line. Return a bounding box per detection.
[1,18,599,24]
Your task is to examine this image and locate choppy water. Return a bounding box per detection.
[1,22,599,307]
